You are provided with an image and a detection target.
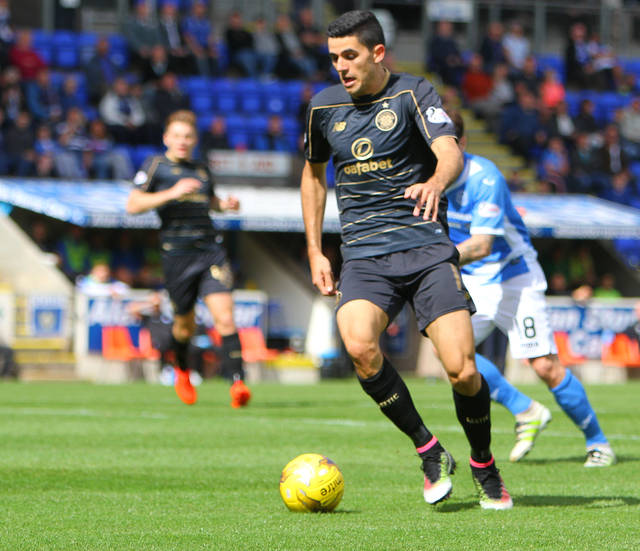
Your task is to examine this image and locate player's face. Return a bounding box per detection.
[163,121,198,161]
[328,35,385,97]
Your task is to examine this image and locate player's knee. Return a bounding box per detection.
[343,336,379,372]
[531,355,564,387]
[213,313,235,336]
[447,359,480,395]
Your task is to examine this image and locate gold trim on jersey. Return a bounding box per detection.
[140,155,163,191]
[340,188,399,200]
[344,220,436,246]
[342,209,405,228]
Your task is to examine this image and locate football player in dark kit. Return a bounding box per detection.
[126,110,251,408]
[301,11,512,509]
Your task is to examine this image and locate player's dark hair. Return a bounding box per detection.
[449,110,465,140]
[327,10,385,50]
[165,109,197,131]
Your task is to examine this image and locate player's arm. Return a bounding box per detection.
[301,159,335,295]
[210,195,240,212]
[126,178,202,214]
[456,233,495,265]
[405,135,463,221]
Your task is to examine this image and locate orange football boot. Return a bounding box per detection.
[174,367,197,405]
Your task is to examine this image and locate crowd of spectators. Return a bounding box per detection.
[428,19,640,211]
[0,1,332,181]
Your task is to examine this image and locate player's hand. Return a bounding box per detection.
[171,178,201,199]
[219,195,240,211]
[404,178,446,221]
[308,250,336,296]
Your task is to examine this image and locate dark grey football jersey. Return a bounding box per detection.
[133,155,218,254]
[304,72,457,261]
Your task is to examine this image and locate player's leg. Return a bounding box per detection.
[529,355,615,466]
[200,250,251,408]
[336,298,454,505]
[507,266,613,465]
[427,309,511,509]
[202,291,251,408]
[171,309,198,405]
[419,261,511,509]
[162,254,201,405]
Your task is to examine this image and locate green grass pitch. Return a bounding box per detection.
[1,379,638,550]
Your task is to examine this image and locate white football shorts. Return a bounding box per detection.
[462,259,557,359]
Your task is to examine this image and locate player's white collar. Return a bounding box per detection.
[448,153,480,193]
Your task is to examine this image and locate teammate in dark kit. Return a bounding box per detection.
[301,11,512,508]
[126,110,251,408]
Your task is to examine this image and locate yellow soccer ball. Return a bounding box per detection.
[279,453,344,512]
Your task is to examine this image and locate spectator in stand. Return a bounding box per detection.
[76,261,130,297]
[538,136,570,192]
[60,75,84,114]
[8,29,46,81]
[275,13,315,79]
[460,52,492,110]
[85,36,119,104]
[426,20,464,87]
[113,231,144,284]
[618,97,640,160]
[596,124,630,179]
[1,66,24,125]
[151,72,190,127]
[574,98,600,138]
[25,68,63,124]
[99,77,148,145]
[158,0,193,75]
[200,116,231,155]
[569,132,601,193]
[225,11,257,78]
[601,170,637,206]
[30,219,57,255]
[502,22,530,74]
[254,114,289,152]
[0,0,14,67]
[512,55,540,96]
[252,16,279,79]
[34,123,81,179]
[56,225,90,279]
[547,272,569,296]
[500,89,540,159]
[587,31,616,91]
[612,64,637,95]
[87,231,113,268]
[5,110,35,175]
[553,100,576,145]
[540,69,566,110]
[296,82,314,127]
[593,273,622,299]
[473,63,514,133]
[123,0,162,75]
[85,119,134,180]
[142,44,171,83]
[55,106,89,178]
[568,244,596,289]
[181,0,219,77]
[296,7,329,79]
[565,22,592,89]
[479,21,506,74]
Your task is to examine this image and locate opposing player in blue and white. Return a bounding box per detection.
[445,111,615,467]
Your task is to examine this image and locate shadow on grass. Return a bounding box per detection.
[519,454,639,465]
[431,493,640,512]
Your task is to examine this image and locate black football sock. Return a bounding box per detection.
[171,335,189,371]
[452,375,492,463]
[359,358,439,452]
[221,333,245,382]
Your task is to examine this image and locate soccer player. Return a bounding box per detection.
[301,10,512,509]
[445,110,615,467]
[126,109,251,408]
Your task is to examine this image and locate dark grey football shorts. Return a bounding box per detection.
[336,241,475,334]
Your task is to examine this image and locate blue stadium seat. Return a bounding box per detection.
[108,34,129,70]
[55,47,79,69]
[190,93,214,115]
[31,30,53,65]
[78,33,98,66]
[537,54,565,82]
[131,145,161,169]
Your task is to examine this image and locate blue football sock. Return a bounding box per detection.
[551,370,608,447]
[475,353,532,416]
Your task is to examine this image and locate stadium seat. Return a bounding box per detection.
[190,92,214,115]
[238,326,279,362]
[108,34,129,69]
[554,331,586,366]
[78,32,98,65]
[55,47,79,69]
